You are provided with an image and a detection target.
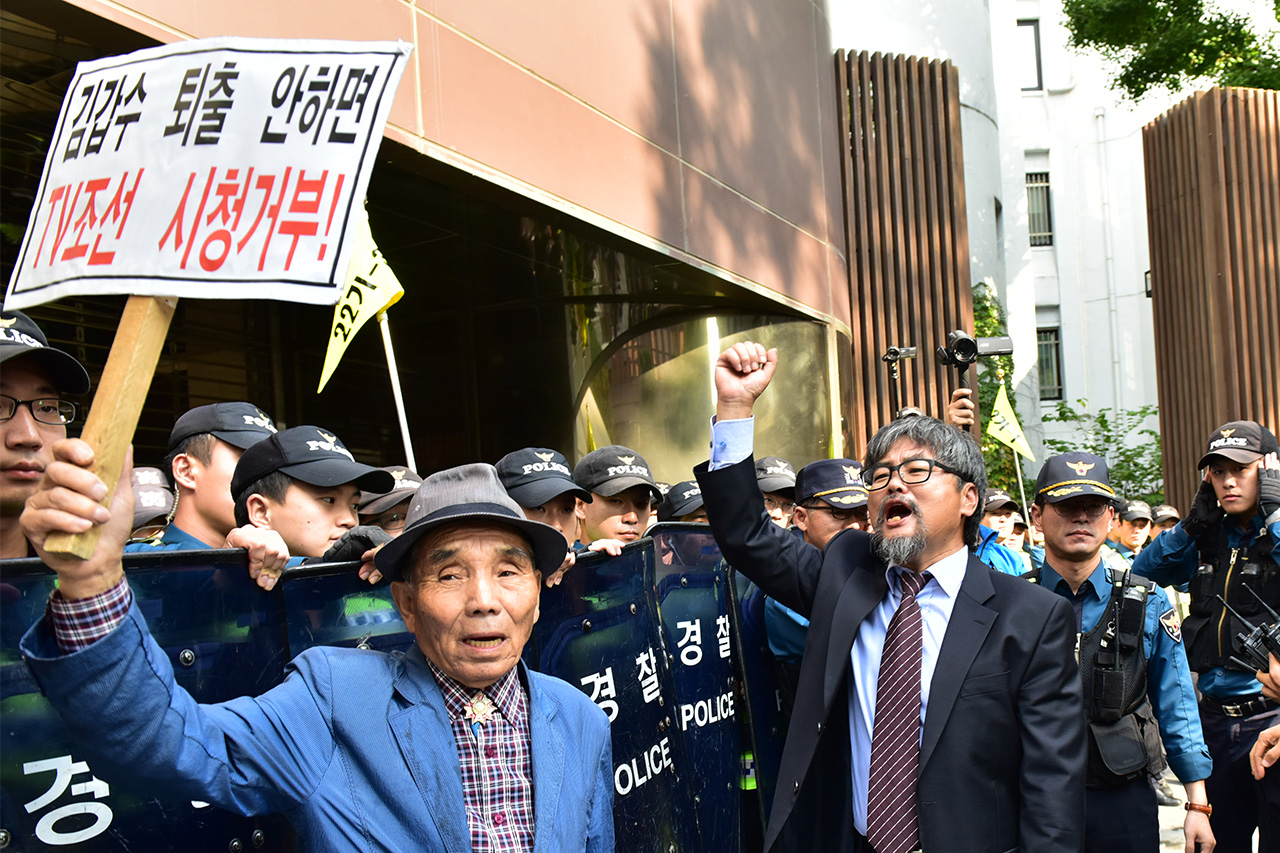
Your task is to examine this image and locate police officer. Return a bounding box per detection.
[1108,499,1154,563]
[1135,420,1280,852]
[763,458,868,716]
[755,456,797,528]
[1029,452,1214,852]
[975,489,1026,575]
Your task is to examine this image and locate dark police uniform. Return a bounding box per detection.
[1031,453,1211,852]
[1135,419,1280,852]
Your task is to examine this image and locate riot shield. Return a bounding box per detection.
[3,538,778,852]
[648,523,742,851]
[1,552,293,851]
[526,541,702,853]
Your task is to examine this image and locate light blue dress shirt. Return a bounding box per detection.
[847,546,967,835]
[710,415,966,836]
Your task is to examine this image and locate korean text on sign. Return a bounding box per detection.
[6,36,412,311]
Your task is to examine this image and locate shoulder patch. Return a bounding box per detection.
[1159,607,1182,643]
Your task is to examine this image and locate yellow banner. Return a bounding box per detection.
[988,382,1035,460]
[317,211,404,392]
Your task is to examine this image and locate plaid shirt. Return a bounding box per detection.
[47,575,133,654]
[426,658,535,853]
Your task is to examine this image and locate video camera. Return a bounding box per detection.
[934,330,1015,369]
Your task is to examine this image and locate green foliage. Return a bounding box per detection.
[1041,399,1165,504]
[1062,0,1280,99]
[972,286,1035,502]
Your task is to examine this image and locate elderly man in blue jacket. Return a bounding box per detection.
[20,438,614,853]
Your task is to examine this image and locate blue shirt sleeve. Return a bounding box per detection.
[1143,585,1213,782]
[709,416,754,470]
[763,597,811,664]
[1132,522,1199,588]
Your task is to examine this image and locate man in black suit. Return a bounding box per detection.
[696,341,1085,853]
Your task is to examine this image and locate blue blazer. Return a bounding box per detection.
[22,605,614,853]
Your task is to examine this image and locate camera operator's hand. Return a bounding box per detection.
[946,388,976,428]
[1182,478,1225,540]
[1259,452,1280,526]
[714,342,777,421]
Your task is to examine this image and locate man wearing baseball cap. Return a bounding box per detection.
[765,458,870,713]
[357,465,424,537]
[974,489,1026,576]
[230,425,394,563]
[496,447,597,584]
[1108,498,1153,563]
[18,450,613,851]
[573,444,663,546]
[1135,420,1280,850]
[0,310,89,559]
[657,479,707,522]
[125,402,280,553]
[756,456,797,528]
[1029,452,1213,851]
[1150,504,1180,540]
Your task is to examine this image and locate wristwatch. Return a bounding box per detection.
[1184,802,1212,816]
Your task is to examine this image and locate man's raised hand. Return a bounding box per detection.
[20,438,133,600]
[715,342,777,421]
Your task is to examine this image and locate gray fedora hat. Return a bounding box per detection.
[375,463,569,581]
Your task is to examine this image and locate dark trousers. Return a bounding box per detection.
[1202,701,1280,853]
[1085,777,1158,853]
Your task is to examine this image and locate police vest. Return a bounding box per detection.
[1187,521,1280,673]
[1024,567,1166,787]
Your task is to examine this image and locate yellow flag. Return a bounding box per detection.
[988,383,1035,460]
[317,211,404,392]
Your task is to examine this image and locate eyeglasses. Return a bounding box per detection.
[0,395,77,425]
[863,458,958,491]
[1048,500,1112,520]
[763,497,796,514]
[370,512,407,532]
[803,505,868,522]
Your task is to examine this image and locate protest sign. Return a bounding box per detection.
[4,36,412,311]
[16,37,413,557]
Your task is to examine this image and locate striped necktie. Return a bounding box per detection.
[867,569,931,853]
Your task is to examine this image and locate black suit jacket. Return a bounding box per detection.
[696,457,1085,853]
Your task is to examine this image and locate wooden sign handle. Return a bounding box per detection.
[44,295,177,559]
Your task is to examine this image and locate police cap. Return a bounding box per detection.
[755,456,797,495]
[795,458,868,508]
[496,447,591,508]
[658,480,704,521]
[358,465,424,516]
[231,425,393,500]
[1034,452,1116,503]
[169,402,278,452]
[1197,420,1279,469]
[573,445,662,502]
[0,310,90,396]
[1119,499,1153,523]
[984,489,1018,513]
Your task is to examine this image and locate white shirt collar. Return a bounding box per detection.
[885,543,968,599]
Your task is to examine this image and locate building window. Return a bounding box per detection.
[1038,328,1064,401]
[1017,20,1043,91]
[1026,171,1053,246]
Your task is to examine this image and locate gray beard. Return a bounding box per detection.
[871,523,930,567]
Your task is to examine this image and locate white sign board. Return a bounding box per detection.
[4,37,412,311]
